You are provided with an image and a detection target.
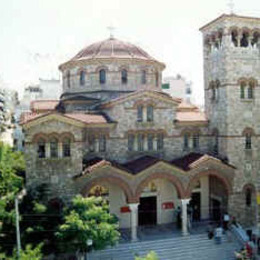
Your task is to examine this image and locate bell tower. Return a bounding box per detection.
[200,14,260,226]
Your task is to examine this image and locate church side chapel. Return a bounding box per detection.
[21,13,259,241]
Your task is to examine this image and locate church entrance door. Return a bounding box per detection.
[190,192,201,221]
[211,198,221,222]
[138,196,157,226]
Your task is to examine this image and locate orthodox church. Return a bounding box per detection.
[21,13,260,241]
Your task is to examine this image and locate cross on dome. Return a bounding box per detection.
[227,0,235,14]
[107,25,116,39]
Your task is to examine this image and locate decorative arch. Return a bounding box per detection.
[32,133,48,143]
[180,128,201,136]
[125,129,167,138]
[238,77,248,86]
[135,173,186,200]
[118,65,130,71]
[60,132,76,142]
[252,30,260,46]
[186,170,232,197]
[248,78,258,87]
[77,68,87,75]
[243,183,256,207]
[240,27,251,34]
[133,99,156,108]
[48,132,61,141]
[95,66,108,73]
[81,176,135,203]
[242,127,255,136]
[242,183,256,193]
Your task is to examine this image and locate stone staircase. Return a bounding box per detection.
[89,233,241,260]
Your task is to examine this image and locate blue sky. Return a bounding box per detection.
[0,0,259,104]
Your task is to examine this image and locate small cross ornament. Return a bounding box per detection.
[228,0,235,14]
[107,25,115,39]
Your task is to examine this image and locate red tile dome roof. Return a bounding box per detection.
[71,37,157,61]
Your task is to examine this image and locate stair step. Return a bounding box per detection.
[89,233,240,260]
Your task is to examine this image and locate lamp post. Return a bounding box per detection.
[15,189,26,259]
[85,238,93,260]
[256,192,260,256]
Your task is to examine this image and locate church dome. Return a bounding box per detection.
[70,37,157,62]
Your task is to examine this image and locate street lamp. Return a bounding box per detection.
[85,239,93,260]
[15,189,26,259]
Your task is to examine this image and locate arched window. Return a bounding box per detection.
[37,138,46,158]
[183,133,189,150]
[248,81,254,99]
[240,81,246,99]
[209,81,216,101]
[252,32,259,47]
[231,30,238,47]
[88,135,95,152]
[157,133,164,151]
[245,133,252,150]
[218,31,223,48]
[62,137,71,157]
[99,69,106,84]
[215,80,220,100]
[128,134,134,151]
[137,134,144,151]
[147,105,154,122]
[67,71,71,88]
[193,133,199,149]
[79,71,85,86]
[89,185,109,198]
[99,135,106,152]
[121,69,127,84]
[245,188,252,207]
[212,87,216,100]
[241,32,249,47]
[147,134,154,151]
[50,137,58,158]
[137,105,143,122]
[155,72,159,87]
[141,70,146,84]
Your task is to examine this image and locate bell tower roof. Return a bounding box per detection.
[200,13,260,32]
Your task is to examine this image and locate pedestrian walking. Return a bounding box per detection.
[223,212,230,231]
[214,224,223,244]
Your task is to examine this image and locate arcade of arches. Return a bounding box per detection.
[74,155,254,241]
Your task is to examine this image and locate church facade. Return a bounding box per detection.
[21,14,260,240]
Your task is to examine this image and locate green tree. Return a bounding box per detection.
[56,195,120,259]
[135,251,159,260]
[0,243,43,260]
[18,243,43,260]
[0,143,24,198]
[0,143,24,255]
[20,187,63,256]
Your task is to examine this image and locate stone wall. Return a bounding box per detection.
[61,59,162,96]
[25,120,83,201]
[202,15,260,225]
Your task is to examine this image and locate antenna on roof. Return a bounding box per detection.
[107,25,116,39]
[227,0,235,14]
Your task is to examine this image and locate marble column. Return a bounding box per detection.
[181,199,190,236]
[58,142,63,158]
[129,203,139,241]
[46,142,50,158]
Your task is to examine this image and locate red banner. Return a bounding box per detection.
[162,202,174,210]
[120,206,131,213]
